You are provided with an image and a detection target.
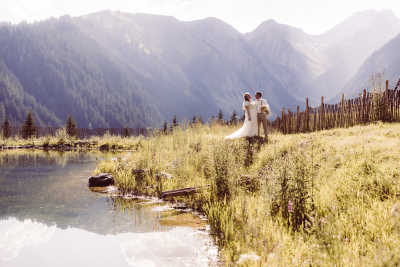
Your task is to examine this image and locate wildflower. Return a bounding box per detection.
[237,252,261,264]
[337,235,341,239]
[345,238,349,242]
[332,205,336,212]
[320,217,326,224]
[288,200,293,213]
[310,216,315,222]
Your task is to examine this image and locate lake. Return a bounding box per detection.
[0,150,219,267]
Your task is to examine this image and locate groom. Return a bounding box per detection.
[254,91,268,141]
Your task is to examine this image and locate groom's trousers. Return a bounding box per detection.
[257,113,268,137]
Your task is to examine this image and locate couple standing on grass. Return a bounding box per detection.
[225,91,270,141]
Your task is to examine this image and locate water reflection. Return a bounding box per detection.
[0,218,56,261]
[0,150,218,266]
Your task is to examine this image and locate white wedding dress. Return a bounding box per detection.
[225,101,258,139]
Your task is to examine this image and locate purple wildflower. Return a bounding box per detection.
[288,200,293,213]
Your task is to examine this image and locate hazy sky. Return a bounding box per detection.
[1,0,400,34]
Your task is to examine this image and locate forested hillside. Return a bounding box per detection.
[0,13,299,127]
[72,11,298,120]
[0,59,61,126]
[0,18,159,127]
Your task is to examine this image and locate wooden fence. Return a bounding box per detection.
[267,79,400,134]
[4,126,150,139]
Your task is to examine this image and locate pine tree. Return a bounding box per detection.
[192,116,197,124]
[162,120,169,132]
[197,116,203,125]
[65,114,79,138]
[124,126,130,137]
[22,110,37,139]
[172,114,178,128]
[230,110,238,125]
[217,109,224,123]
[2,116,12,139]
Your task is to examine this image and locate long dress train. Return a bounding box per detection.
[225,101,258,139]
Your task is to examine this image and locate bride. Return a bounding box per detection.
[225,92,258,139]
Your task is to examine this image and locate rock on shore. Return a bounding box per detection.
[88,173,114,186]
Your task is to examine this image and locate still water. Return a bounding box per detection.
[0,150,218,267]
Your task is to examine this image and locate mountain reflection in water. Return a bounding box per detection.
[0,150,218,267]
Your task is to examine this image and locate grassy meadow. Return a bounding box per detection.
[90,121,400,266]
[2,121,400,266]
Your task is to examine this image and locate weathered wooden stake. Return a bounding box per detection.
[297,106,300,133]
[288,108,291,134]
[306,98,309,132]
[320,97,324,130]
[362,89,366,124]
[386,80,389,122]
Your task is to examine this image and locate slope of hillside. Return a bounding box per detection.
[338,32,400,100]
[0,18,160,128]
[245,10,400,105]
[0,60,61,126]
[72,11,300,118]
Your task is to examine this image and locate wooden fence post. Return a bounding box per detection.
[306,98,309,132]
[288,108,291,134]
[276,116,279,132]
[297,106,300,133]
[362,89,366,124]
[340,94,344,127]
[386,80,389,122]
[320,97,324,130]
[313,108,316,132]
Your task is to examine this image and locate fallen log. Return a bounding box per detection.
[159,185,209,199]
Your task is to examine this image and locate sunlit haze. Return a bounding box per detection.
[1,0,400,34]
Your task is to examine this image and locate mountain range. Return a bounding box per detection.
[1,9,399,128]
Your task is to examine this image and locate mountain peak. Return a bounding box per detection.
[321,9,399,43]
[245,19,305,41]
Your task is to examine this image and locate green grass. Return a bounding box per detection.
[3,121,400,266]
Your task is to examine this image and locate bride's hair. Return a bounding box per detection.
[243,92,251,102]
[243,92,252,110]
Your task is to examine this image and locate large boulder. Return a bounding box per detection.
[89,173,114,187]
